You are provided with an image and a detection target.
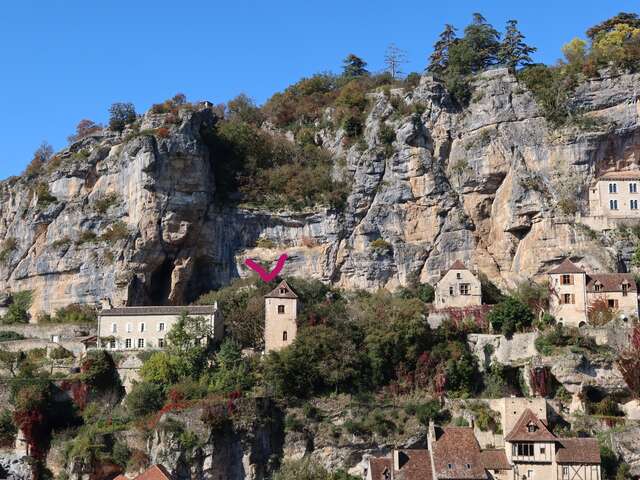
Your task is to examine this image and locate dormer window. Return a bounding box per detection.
[622,283,629,296]
[594,282,603,292]
[527,423,537,433]
[466,464,471,469]
[447,464,453,469]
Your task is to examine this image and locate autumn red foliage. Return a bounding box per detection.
[60,380,89,410]
[617,325,640,398]
[530,366,550,397]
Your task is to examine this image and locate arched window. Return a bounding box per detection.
[282,331,288,341]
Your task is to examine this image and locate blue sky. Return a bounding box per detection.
[0,1,637,179]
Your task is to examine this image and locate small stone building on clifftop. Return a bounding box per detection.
[434,260,482,309]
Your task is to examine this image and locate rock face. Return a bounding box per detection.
[146,399,284,480]
[1,69,640,312]
[0,453,32,480]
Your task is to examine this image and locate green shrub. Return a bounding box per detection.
[0,409,17,447]
[284,415,304,432]
[452,416,469,427]
[370,238,392,255]
[0,238,17,264]
[0,331,25,342]
[50,346,73,360]
[100,221,129,243]
[94,193,120,214]
[125,381,165,416]
[47,304,97,324]
[2,291,32,324]
[487,296,534,337]
[35,183,57,208]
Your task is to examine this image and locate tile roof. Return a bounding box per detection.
[504,409,557,442]
[264,280,298,299]
[395,449,433,480]
[368,457,393,480]
[448,260,468,271]
[598,171,640,181]
[480,449,511,470]
[134,465,173,480]
[100,305,217,317]
[556,438,601,464]
[586,273,637,293]
[548,259,586,275]
[432,427,486,479]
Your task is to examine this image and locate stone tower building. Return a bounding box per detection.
[264,280,298,353]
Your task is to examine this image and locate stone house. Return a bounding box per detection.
[364,399,601,480]
[97,304,222,350]
[434,260,482,309]
[548,258,638,327]
[264,280,298,353]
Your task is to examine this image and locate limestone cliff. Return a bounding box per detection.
[1,68,640,313]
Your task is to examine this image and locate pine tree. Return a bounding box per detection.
[462,13,501,73]
[428,24,457,75]
[342,54,369,78]
[499,19,537,72]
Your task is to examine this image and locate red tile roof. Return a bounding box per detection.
[264,280,299,299]
[395,449,433,480]
[504,409,556,442]
[133,465,172,480]
[586,273,637,293]
[556,438,601,464]
[548,259,586,275]
[448,260,468,271]
[598,171,640,181]
[432,428,486,479]
[368,457,393,480]
[480,449,511,470]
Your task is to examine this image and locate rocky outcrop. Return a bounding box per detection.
[146,399,284,480]
[1,69,640,313]
[0,453,32,480]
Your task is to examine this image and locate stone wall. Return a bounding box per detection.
[467,332,539,371]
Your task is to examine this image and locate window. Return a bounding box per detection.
[111,323,117,333]
[632,199,639,210]
[126,323,132,333]
[560,274,572,285]
[609,183,617,193]
[527,470,533,480]
[449,286,454,295]
[608,299,619,309]
[540,446,546,455]
[125,338,132,349]
[594,282,603,292]
[562,466,569,480]
[465,464,471,469]
[158,338,164,348]
[631,183,637,193]
[460,283,470,295]
[562,293,574,304]
[456,272,461,279]
[527,424,537,433]
[516,443,534,457]
[447,464,452,470]
[109,340,116,349]
[158,322,165,332]
[278,305,285,314]
[610,199,618,210]
[137,338,145,348]
[280,288,287,294]
[282,331,288,341]
[140,322,145,332]
[622,283,629,296]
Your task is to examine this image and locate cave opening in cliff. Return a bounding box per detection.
[184,256,218,304]
[148,258,174,305]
